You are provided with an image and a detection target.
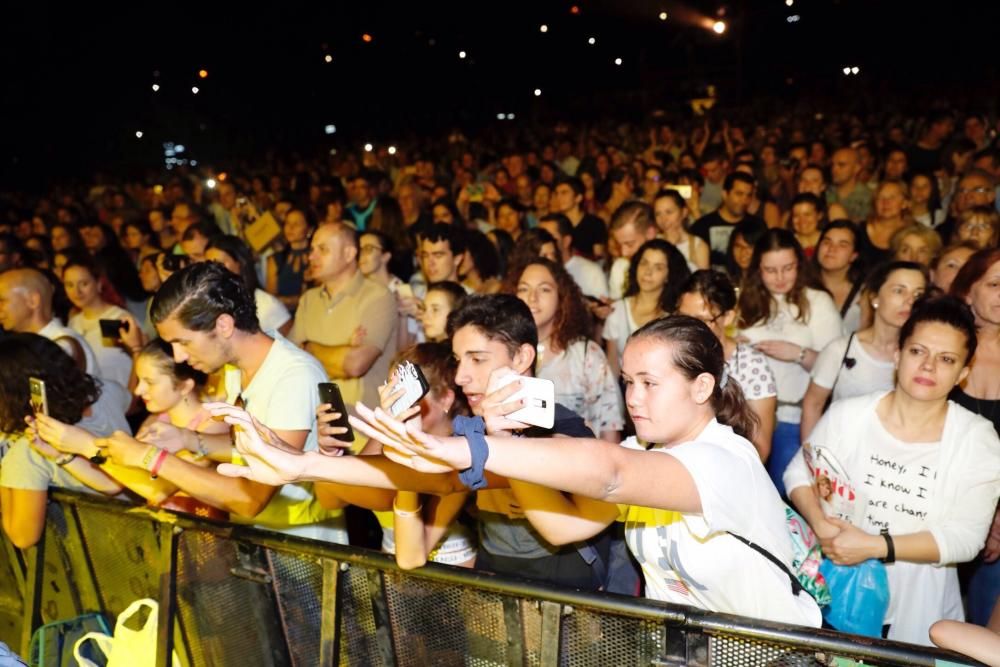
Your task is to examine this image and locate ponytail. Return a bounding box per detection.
[714,373,758,442]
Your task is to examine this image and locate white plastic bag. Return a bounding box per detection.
[73,598,180,667]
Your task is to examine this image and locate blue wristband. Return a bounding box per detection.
[453,415,489,490]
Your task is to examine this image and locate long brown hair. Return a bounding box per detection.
[738,229,815,328]
[630,315,758,441]
[501,257,593,351]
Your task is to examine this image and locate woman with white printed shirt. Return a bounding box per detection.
[784,297,1000,645]
[737,229,842,497]
[675,270,777,461]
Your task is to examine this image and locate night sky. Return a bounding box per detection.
[2,1,998,186]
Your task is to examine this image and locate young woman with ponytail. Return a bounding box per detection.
[346,315,823,627]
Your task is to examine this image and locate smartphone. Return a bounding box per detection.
[665,184,693,200]
[388,361,430,417]
[490,372,555,430]
[318,382,354,442]
[29,376,49,417]
[99,319,129,340]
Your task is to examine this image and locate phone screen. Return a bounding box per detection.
[29,377,49,416]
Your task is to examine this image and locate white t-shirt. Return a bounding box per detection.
[603,298,638,361]
[739,288,843,423]
[619,421,821,627]
[223,334,347,544]
[254,288,291,334]
[608,257,629,301]
[811,335,895,403]
[565,255,609,299]
[38,317,99,377]
[69,305,134,389]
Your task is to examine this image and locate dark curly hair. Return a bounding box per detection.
[501,257,593,351]
[624,239,692,313]
[151,261,260,333]
[0,333,102,433]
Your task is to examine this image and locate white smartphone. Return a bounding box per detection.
[388,361,430,417]
[489,371,555,430]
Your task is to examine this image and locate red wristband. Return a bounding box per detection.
[149,449,169,479]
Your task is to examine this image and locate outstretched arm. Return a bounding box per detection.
[352,404,705,513]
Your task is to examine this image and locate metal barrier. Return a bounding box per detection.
[0,490,978,667]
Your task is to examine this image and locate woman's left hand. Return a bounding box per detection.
[753,340,802,363]
[820,517,884,565]
[98,431,154,469]
[30,414,98,457]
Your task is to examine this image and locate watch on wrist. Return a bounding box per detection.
[54,453,76,466]
[797,346,807,364]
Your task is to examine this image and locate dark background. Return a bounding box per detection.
[2,1,997,185]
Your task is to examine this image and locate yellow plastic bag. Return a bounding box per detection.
[73,598,180,667]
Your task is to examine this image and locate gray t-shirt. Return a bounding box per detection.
[0,379,131,492]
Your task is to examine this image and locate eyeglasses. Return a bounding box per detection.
[958,187,993,196]
[961,222,994,233]
[359,245,384,255]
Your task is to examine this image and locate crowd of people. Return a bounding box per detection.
[2,108,1000,659]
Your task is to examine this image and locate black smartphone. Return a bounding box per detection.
[318,382,354,442]
[99,318,129,340]
[29,376,49,416]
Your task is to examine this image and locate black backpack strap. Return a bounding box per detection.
[727,531,809,599]
[840,280,864,319]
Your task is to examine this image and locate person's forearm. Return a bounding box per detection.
[477,435,700,512]
[799,384,829,443]
[393,491,429,569]
[892,531,941,564]
[798,347,819,371]
[509,480,614,545]
[314,481,394,511]
[61,457,124,495]
[298,452,462,495]
[102,462,178,505]
[307,342,379,378]
[788,485,829,532]
[156,455,276,517]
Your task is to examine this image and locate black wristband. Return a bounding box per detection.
[880,529,895,564]
[453,415,489,490]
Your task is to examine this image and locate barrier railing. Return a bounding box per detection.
[0,490,978,666]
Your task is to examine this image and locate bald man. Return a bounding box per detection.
[289,222,397,409]
[0,268,98,373]
[826,147,874,223]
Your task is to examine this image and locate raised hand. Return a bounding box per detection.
[207,403,310,485]
[135,420,192,454]
[482,368,530,435]
[31,414,100,457]
[315,404,353,456]
[820,517,882,566]
[349,403,468,473]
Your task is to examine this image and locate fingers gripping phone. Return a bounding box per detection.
[99,318,129,341]
[318,382,354,442]
[388,361,430,417]
[490,371,555,429]
[29,376,49,416]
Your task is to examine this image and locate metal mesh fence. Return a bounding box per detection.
[0,492,972,667]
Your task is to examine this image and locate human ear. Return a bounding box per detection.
[215,313,236,339]
[690,372,715,405]
[512,343,537,375]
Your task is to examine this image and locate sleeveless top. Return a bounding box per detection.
[274,246,310,297]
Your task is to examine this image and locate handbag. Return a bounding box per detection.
[72,598,180,667]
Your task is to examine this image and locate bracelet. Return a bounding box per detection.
[880,529,895,564]
[392,498,424,517]
[54,453,76,466]
[453,415,489,490]
[796,346,807,365]
[149,449,169,479]
[141,445,160,471]
[191,432,209,461]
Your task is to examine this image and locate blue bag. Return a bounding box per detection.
[819,558,889,637]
